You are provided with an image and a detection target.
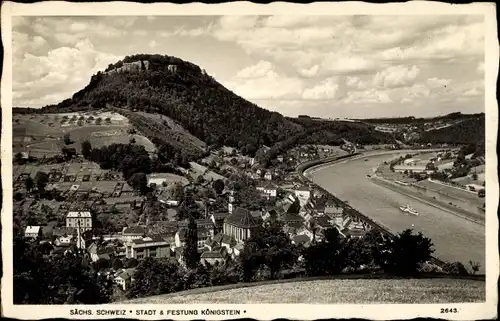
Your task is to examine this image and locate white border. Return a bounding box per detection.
[1,1,498,320]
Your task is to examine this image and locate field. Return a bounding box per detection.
[13,112,156,157]
[147,173,190,187]
[416,179,483,206]
[134,111,206,150]
[125,278,485,304]
[188,162,225,181]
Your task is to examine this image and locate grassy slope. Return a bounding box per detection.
[123,277,485,304]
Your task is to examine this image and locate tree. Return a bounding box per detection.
[183,216,200,269]
[13,238,112,304]
[25,176,35,192]
[303,227,348,276]
[124,258,138,268]
[62,147,77,161]
[126,258,184,299]
[14,152,25,164]
[127,172,149,195]
[35,171,49,193]
[81,140,92,159]
[443,261,469,276]
[381,229,434,276]
[112,258,123,270]
[94,258,110,271]
[63,133,72,145]
[240,221,298,280]
[129,137,136,144]
[212,179,225,195]
[468,260,480,275]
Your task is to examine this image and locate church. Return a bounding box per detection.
[208,190,262,252]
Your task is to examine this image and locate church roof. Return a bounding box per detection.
[224,207,261,229]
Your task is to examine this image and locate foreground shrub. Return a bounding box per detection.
[443,261,469,276]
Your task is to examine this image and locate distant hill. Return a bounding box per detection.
[359,112,485,125]
[31,54,394,160]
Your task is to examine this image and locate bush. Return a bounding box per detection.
[443,261,469,276]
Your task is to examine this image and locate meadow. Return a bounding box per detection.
[126,278,485,304]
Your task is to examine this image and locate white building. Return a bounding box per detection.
[25,226,42,240]
[294,186,311,206]
[264,171,272,181]
[256,182,278,198]
[66,211,92,232]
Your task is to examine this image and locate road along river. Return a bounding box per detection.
[305,151,485,271]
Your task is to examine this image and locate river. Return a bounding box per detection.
[305,151,485,271]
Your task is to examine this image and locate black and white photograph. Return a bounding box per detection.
[1,1,498,320]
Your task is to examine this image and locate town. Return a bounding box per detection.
[12,105,486,303]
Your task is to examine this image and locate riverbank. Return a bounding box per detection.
[300,149,485,269]
[298,149,451,267]
[370,175,485,225]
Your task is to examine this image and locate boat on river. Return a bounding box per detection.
[399,204,419,216]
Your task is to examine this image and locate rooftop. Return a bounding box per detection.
[25,226,41,234]
[67,211,92,218]
[132,234,167,245]
[200,251,225,259]
[122,226,146,235]
[224,207,261,228]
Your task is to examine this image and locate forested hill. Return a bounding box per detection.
[39,54,394,157]
[359,112,485,124]
[419,116,486,154]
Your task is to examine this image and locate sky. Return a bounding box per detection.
[12,15,485,119]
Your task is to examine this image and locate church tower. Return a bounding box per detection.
[228,190,235,214]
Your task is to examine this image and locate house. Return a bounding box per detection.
[279,212,304,225]
[88,243,116,262]
[25,226,42,240]
[264,171,272,181]
[292,234,311,247]
[114,268,136,291]
[256,182,278,198]
[121,226,146,243]
[55,234,74,247]
[178,219,215,237]
[125,235,171,260]
[296,226,314,240]
[294,186,311,206]
[209,212,231,233]
[200,249,226,266]
[207,233,237,254]
[175,227,211,250]
[66,211,92,232]
[52,227,76,238]
[324,200,344,215]
[262,209,278,222]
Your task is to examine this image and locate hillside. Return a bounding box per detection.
[36,54,395,160]
[123,277,485,304]
[418,116,485,150]
[40,54,304,156]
